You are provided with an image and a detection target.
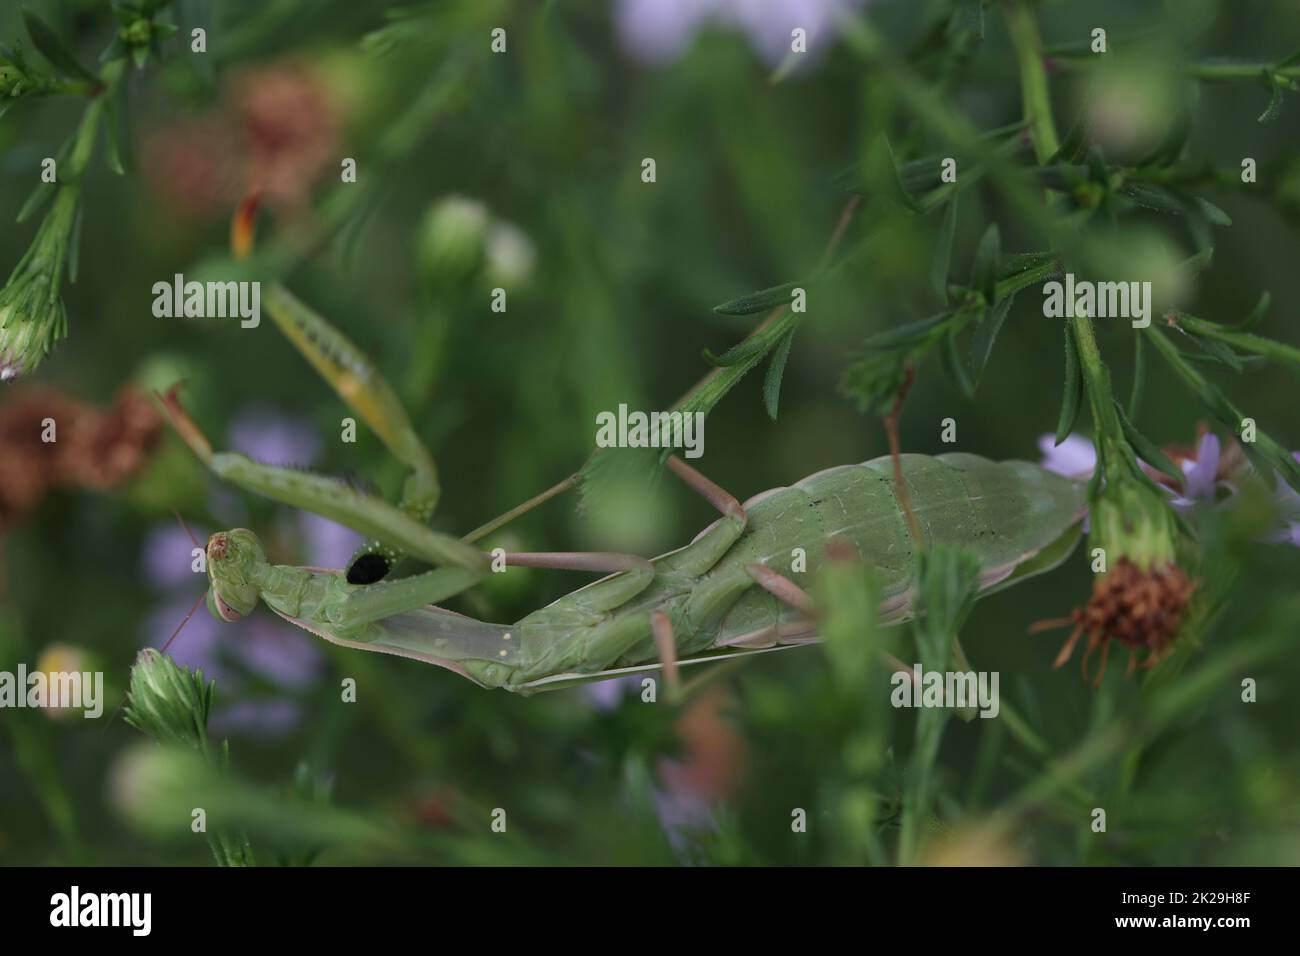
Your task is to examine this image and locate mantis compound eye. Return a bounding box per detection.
[208,589,245,623]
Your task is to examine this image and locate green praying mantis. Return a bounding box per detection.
[156,276,1088,694]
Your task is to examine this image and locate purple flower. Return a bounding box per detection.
[614,0,715,65]
[299,511,363,569]
[1267,454,1300,547]
[1038,431,1300,547]
[141,521,210,591]
[209,697,304,739]
[614,0,868,67]
[582,674,643,711]
[1166,432,1231,512]
[1038,433,1098,480]
[651,761,718,850]
[228,406,322,466]
[229,616,324,690]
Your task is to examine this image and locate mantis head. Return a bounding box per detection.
[205,528,267,622]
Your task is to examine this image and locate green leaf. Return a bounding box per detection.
[941,329,974,398]
[864,134,921,213]
[1259,75,1284,123]
[970,222,999,304]
[712,280,800,316]
[702,333,773,367]
[22,8,99,86]
[968,293,1014,385]
[839,351,911,417]
[859,312,951,350]
[1115,402,1182,485]
[104,78,133,175]
[16,178,57,223]
[763,330,795,421]
[1127,332,1145,422]
[1237,290,1271,329]
[1049,100,1094,165]
[1189,332,1245,371]
[1054,323,1083,445]
[67,199,83,284]
[913,545,981,664]
[999,250,1058,279]
[1178,246,1215,280]
[930,194,958,301]
[1192,195,1232,227]
[1118,183,1186,215]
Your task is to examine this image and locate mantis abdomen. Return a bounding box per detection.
[501,453,1085,688]
[689,453,1085,651]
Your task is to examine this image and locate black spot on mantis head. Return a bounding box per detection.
[205,529,266,622]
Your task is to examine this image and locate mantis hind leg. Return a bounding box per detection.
[656,456,749,578]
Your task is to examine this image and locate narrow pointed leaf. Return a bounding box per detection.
[969,293,1014,385]
[1237,291,1271,329]
[970,223,999,304]
[763,330,795,420]
[67,199,83,284]
[942,329,975,398]
[930,194,958,300]
[16,179,57,223]
[1054,323,1083,445]
[1259,75,1284,123]
[702,333,775,367]
[1127,332,1145,422]
[1116,402,1183,485]
[22,8,99,85]
[860,312,951,350]
[712,280,800,316]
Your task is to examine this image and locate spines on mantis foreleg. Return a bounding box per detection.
[259,285,452,579]
[262,285,440,509]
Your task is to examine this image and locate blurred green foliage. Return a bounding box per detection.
[1,0,1299,866]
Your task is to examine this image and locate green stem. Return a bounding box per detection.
[1003,0,1060,164]
[1045,47,1300,84]
[1003,1,1123,454]
[1190,60,1300,83]
[1175,314,1300,372]
[65,60,124,183]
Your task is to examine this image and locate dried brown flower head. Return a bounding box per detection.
[0,385,161,533]
[1032,558,1197,685]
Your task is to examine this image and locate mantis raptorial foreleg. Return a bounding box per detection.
[158,387,484,574]
[232,197,443,582]
[261,284,441,582]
